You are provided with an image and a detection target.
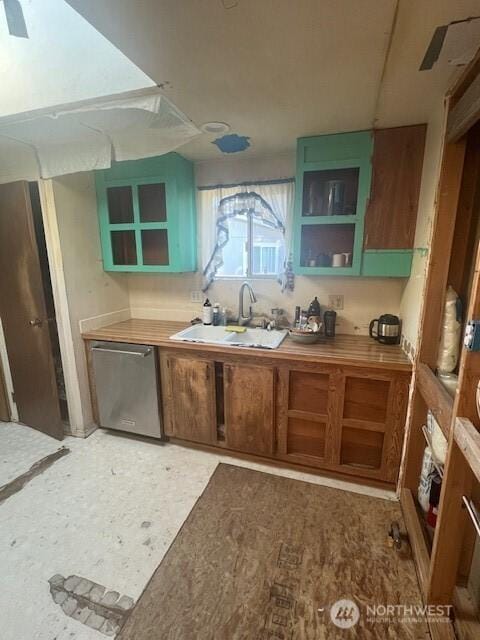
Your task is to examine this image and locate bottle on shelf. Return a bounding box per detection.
[324,309,337,337]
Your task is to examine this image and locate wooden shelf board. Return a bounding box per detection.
[400,488,431,599]
[287,409,327,423]
[417,362,453,439]
[454,417,480,484]
[341,417,386,433]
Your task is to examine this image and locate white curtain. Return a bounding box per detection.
[199,180,295,291]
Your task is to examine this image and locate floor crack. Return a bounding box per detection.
[0,447,70,505]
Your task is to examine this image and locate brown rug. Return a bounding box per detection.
[118,464,430,640]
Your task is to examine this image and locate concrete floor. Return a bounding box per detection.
[0,421,395,640]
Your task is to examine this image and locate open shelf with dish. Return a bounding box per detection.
[293,131,372,276]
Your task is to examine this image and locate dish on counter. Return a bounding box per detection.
[288,326,323,344]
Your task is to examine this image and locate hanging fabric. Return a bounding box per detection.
[199,180,294,291]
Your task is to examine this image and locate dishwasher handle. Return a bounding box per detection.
[91,345,152,357]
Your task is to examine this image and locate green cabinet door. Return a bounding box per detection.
[293,131,373,276]
[96,153,196,273]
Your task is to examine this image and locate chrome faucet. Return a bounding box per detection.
[238,282,257,326]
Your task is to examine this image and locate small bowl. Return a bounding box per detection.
[288,329,322,344]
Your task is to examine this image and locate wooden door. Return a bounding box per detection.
[0,182,63,439]
[0,358,10,422]
[276,366,342,467]
[163,354,216,444]
[364,125,426,250]
[224,363,275,455]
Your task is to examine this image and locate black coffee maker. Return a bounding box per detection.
[369,314,400,345]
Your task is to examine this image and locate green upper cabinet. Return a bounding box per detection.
[293,126,426,278]
[293,131,373,276]
[95,153,196,272]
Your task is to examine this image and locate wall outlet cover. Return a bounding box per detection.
[190,290,203,303]
[328,294,344,310]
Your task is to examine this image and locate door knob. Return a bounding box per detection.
[29,318,43,327]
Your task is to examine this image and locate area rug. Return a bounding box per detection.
[118,464,430,639]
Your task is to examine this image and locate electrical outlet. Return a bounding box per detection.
[328,294,344,310]
[190,290,203,303]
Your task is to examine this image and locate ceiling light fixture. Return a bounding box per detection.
[201,122,231,134]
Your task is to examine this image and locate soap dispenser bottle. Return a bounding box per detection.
[203,299,213,325]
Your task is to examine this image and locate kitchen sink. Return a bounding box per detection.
[169,324,287,350]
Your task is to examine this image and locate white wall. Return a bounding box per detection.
[128,153,405,333]
[399,103,447,356]
[51,173,130,435]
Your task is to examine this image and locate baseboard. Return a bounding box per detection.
[64,422,98,439]
[78,308,131,334]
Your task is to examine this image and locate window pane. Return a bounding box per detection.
[138,183,167,222]
[111,230,137,265]
[216,215,248,277]
[141,229,169,265]
[252,219,285,276]
[107,186,134,224]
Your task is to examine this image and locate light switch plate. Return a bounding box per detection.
[328,294,344,310]
[190,290,203,303]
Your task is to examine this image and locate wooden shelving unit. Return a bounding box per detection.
[399,51,480,640]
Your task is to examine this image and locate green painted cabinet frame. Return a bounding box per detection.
[293,131,373,276]
[95,153,197,272]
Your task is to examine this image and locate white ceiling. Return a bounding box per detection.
[0,0,154,118]
[55,1,480,160]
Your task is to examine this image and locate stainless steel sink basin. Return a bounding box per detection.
[169,325,287,350]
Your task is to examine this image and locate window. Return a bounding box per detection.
[216,214,285,278]
[201,182,294,289]
[214,192,285,279]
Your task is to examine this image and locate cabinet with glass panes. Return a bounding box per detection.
[293,131,373,275]
[95,153,196,272]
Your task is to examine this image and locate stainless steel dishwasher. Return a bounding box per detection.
[91,341,162,438]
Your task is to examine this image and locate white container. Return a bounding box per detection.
[202,299,213,325]
[332,253,345,267]
[437,286,461,373]
[427,411,448,465]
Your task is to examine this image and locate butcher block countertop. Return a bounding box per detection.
[82,319,412,372]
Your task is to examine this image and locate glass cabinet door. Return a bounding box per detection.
[300,223,355,269]
[107,186,134,224]
[111,230,137,265]
[141,229,169,265]
[103,180,171,269]
[138,182,167,222]
[302,168,359,217]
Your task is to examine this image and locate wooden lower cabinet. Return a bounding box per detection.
[224,363,275,455]
[160,352,217,444]
[159,348,410,486]
[277,364,410,483]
